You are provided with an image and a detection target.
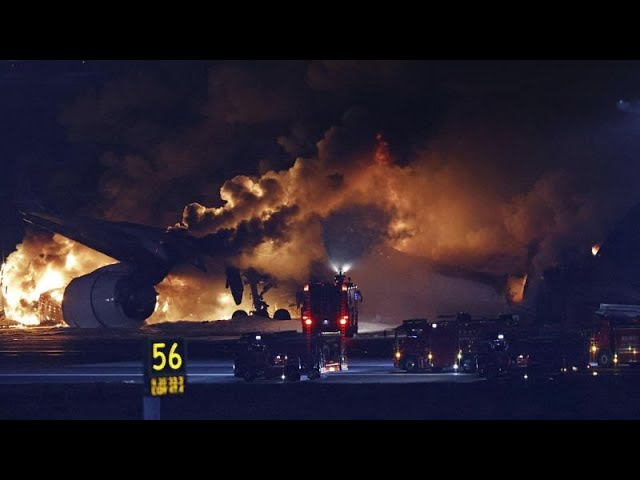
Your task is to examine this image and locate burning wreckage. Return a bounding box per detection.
[0,207,293,328]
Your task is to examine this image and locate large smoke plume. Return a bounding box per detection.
[5,61,640,326]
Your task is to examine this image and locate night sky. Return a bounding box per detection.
[4,60,640,322]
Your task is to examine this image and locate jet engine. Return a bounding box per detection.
[62,264,157,328]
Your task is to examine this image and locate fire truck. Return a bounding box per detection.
[233,271,362,382]
[590,304,640,367]
[300,270,362,338]
[458,314,521,374]
[393,313,517,373]
[233,330,345,382]
[393,318,460,372]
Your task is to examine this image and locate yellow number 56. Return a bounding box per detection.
[152,342,183,371]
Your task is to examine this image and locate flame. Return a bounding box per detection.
[49,289,64,303]
[2,232,115,326]
[65,253,77,269]
[37,268,65,299]
[218,293,233,306]
[145,274,251,324]
[154,299,170,314]
[592,244,600,256]
[506,274,528,304]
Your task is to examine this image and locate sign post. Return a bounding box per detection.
[143,338,187,420]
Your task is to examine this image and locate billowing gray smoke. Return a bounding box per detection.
[322,206,391,270]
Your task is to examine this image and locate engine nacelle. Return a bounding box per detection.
[62,264,157,328]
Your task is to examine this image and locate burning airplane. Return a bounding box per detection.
[5,208,248,328]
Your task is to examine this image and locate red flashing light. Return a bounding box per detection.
[304,319,312,326]
[339,318,347,326]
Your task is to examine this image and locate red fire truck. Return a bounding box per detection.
[393,318,461,372]
[393,314,518,373]
[590,304,640,367]
[300,270,362,338]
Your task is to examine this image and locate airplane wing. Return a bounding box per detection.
[21,210,166,270]
[20,208,244,304]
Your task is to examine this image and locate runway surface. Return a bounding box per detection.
[0,358,485,384]
[2,327,640,419]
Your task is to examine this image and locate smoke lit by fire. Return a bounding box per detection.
[5,61,631,326]
[1,128,610,326]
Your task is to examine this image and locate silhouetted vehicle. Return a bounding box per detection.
[457,314,519,373]
[233,331,346,382]
[394,318,460,372]
[459,351,479,373]
[507,333,587,381]
[590,304,640,367]
[475,336,511,378]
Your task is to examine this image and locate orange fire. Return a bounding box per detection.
[506,274,528,304]
[1,231,246,326]
[591,244,600,256]
[1,233,115,326]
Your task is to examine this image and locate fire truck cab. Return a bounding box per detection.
[590,304,640,367]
